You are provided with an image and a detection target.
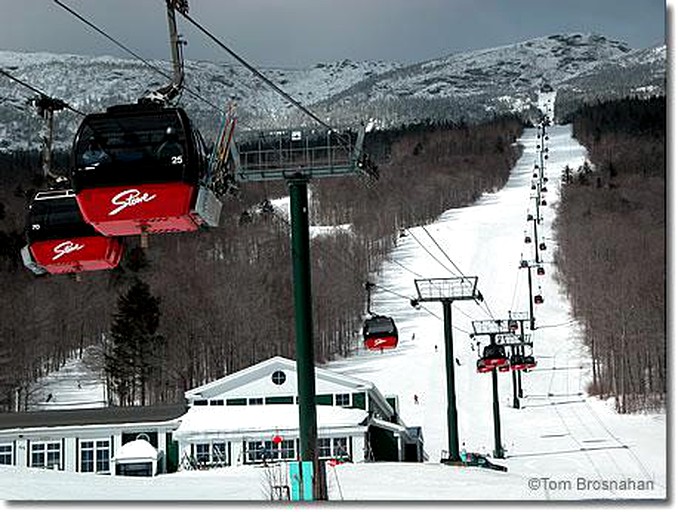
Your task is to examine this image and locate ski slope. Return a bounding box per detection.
[0,93,666,504]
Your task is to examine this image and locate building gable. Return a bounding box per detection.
[185,356,373,403]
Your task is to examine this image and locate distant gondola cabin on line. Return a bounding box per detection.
[363,316,399,351]
[70,103,221,236]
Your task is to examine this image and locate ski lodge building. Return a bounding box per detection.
[0,356,424,475]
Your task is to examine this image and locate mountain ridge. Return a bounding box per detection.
[0,32,665,150]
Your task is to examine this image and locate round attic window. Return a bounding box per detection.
[272,370,286,385]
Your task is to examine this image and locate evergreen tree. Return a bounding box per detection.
[106,278,164,406]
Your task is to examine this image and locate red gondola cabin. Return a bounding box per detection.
[363,315,398,351]
[70,104,221,236]
[21,189,123,275]
[479,344,508,370]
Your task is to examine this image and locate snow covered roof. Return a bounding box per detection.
[175,404,368,438]
[0,404,187,431]
[112,439,158,462]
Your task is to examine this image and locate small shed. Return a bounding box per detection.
[112,439,160,477]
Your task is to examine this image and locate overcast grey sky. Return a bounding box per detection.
[0,0,667,68]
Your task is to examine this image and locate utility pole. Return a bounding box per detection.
[415,277,483,463]
[234,127,372,500]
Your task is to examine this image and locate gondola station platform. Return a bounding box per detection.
[0,357,423,475]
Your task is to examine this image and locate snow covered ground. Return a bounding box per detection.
[0,92,667,506]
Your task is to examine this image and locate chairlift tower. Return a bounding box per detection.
[234,126,373,500]
[519,259,540,331]
[471,319,524,459]
[507,311,531,404]
[414,276,482,463]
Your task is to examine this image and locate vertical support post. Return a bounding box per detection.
[518,322,525,399]
[42,108,54,179]
[511,346,520,409]
[532,218,540,264]
[288,176,320,500]
[527,265,535,331]
[442,300,460,462]
[490,335,505,459]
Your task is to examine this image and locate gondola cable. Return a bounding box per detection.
[420,224,499,321]
[174,7,352,148]
[50,0,242,124]
[0,67,85,117]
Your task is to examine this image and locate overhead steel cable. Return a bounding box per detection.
[421,224,466,278]
[175,7,354,148]
[414,223,499,322]
[405,228,457,276]
[0,67,85,116]
[261,205,442,324]
[51,0,230,119]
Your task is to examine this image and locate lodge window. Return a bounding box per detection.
[80,440,111,473]
[195,443,210,464]
[193,399,208,406]
[246,441,264,463]
[318,438,331,458]
[31,442,61,470]
[245,440,296,463]
[333,438,349,459]
[265,396,293,405]
[209,399,224,406]
[0,444,12,465]
[334,394,350,407]
[248,397,264,405]
[318,437,350,460]
[271,370,286,385]
[193,441,229,466]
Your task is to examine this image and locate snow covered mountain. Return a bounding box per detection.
[0,33,665,151]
